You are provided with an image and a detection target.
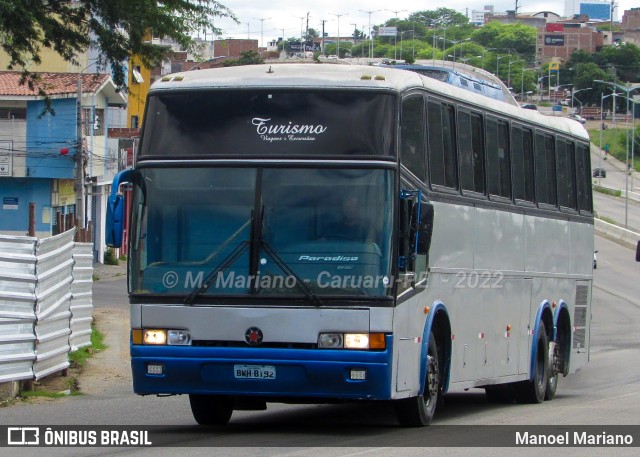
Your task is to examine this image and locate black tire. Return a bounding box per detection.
[514,325,549,404]
[395,333,440,427]
[189,394,233,425]
[485,385,515,404]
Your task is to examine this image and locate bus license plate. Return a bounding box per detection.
[234,365,276,380]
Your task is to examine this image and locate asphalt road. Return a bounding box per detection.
[3,235,640,456]
[594,191,640,232]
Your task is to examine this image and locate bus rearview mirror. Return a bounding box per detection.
[413,202,434,256]
[106,193,124,248]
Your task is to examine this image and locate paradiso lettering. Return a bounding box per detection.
[252,118,327,142]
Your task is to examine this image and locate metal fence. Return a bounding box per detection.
[0,229,93,383]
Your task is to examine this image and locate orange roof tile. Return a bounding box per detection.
[0,71,111,97]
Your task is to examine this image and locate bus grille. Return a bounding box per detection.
[572,284,589,349]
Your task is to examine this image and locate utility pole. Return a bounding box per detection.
[75,75,85,231]
[320,19,329,55]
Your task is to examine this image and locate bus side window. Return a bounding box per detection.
[427,100,458,189]
[400,96,426,181]
[486,117,511,199]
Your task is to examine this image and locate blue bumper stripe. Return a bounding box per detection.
[131,336,393,400]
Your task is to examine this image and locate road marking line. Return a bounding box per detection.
[588,391,638,404]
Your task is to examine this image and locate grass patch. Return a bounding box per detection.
[593,185,622,197]
[598,215,619,225]
[69,326,107,368]
[588,126,640,173]
[20,376,82,400]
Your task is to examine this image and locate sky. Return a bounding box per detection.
[209,0,637,47]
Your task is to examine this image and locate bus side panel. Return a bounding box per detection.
[420,201,476,386]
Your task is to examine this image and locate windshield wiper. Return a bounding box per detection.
[260,241,323,307]
[184,217,252,305]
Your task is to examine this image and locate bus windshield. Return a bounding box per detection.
[139,90,396,158]
[129,167,394,299]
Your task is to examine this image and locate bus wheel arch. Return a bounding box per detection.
[395,302,451,427]
[429,306,452,403]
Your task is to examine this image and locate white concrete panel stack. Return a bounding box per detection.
[0,234,37,382]
[70,243,94,350]
[32,230,75,380]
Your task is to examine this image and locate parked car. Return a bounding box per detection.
[593,168,607,178]
[569,114,586,124]
[521,103,537,110]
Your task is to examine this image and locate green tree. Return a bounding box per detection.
[351,28,366,42]
[408,8,469,27]
[306,28,320,41]
[472,22,536,61]
[222,50,263,67]
[594,43,640,82]
[0,0,236,100]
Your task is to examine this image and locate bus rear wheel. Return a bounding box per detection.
[545,340,560,401]
[189,394,233,425]
[395,333,440,427]
[514,325,549,404]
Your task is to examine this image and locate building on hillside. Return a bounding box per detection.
[0,72,126,255]
[536,21,605,66]
[213,39,259,59]
[127,56,151,129]
[485,10,560,28]
[621,9,640,46]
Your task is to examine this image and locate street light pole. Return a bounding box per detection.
[507,59,520,89]
[253,17,271,53]
[386,9,407,60]
[496,55,508,78]
[330,12,348,59]
[595,79,640,228]
[571,87,592,111]
[359,9,381,61]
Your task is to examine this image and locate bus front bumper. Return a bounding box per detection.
[130,337,393,401]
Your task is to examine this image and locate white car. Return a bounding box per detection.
[569,114,586,124]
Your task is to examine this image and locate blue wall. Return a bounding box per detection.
[26,98,77,179]
[0,178,52,233]
[580,4,610,21]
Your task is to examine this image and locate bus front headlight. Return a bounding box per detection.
[318,332,386,350]
[135,329,192,345]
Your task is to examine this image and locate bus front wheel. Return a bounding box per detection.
[189,394,233,425]
[514,325,549,404]
[395,333,440,426]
